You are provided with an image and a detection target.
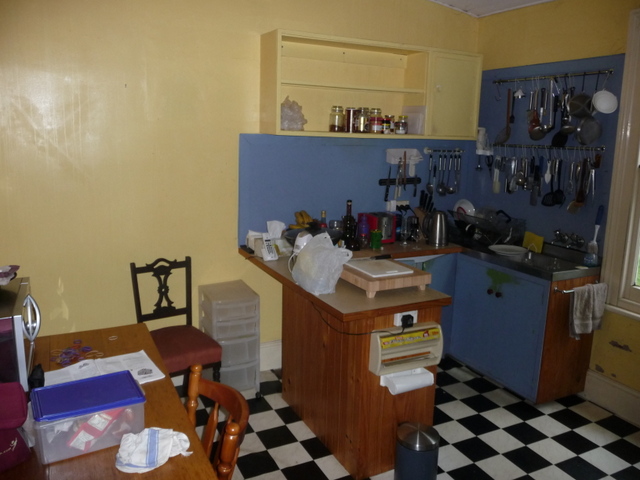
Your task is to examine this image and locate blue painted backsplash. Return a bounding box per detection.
[239,54,624,253]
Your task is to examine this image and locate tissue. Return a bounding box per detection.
[266,221,286,239]
[380,368,434,395]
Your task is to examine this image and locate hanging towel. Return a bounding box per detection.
[115,428,192,473]
[570,283,608,338]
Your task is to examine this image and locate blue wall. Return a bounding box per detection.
[239,54,623,252]
[238,135,470,241]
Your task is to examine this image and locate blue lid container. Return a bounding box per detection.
[31,371,146,422]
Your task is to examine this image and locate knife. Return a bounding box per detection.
[384,166,392,202]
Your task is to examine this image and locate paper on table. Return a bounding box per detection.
[45,350,165,386]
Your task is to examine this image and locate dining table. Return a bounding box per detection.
[5,323,217,479]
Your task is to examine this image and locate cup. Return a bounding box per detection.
[370,230,382,249]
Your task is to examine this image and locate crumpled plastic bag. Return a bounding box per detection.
[291,233,352,295]
[281,96,308,131]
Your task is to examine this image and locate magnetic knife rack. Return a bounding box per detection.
[378,177,421,186]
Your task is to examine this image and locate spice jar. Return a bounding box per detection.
[329,106,345,132]
[395,115,408,134]
[345,107,357,133]
[383,115,394,134]
[369,108,383,134]
[355,107,369,133]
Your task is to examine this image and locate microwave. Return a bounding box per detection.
[0,277,40,391]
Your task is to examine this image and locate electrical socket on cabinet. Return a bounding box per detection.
[394,310,418,327]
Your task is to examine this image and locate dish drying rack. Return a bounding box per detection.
[447,210,526,246]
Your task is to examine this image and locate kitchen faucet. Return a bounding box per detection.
[552,229,585,249]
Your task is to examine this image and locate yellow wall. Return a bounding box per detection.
[2,0,639,395]
[590,311,640,391]
[479,0,640,70]
[0,0,477,340]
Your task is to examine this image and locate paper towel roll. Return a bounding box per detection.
[380,368,434,395]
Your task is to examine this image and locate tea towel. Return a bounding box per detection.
[115,428,192,473]
[570,283,607,338]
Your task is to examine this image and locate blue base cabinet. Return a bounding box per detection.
[450,254,549,401]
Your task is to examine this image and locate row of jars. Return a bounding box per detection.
[329,106,408,134]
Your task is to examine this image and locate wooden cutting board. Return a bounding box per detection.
[341,260,432,298]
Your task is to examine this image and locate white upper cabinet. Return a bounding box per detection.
[260,29,482,140]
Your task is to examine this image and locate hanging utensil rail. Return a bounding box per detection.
[493,69,613,85]
[497,143,605,152]
[423,148,464,154]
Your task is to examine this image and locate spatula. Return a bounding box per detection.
[494,88,512,145]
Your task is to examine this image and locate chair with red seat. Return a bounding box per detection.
[130,256,222,382]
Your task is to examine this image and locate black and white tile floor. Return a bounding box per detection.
[182,356,640,480]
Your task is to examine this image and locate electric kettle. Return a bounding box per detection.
[425,211,448,247]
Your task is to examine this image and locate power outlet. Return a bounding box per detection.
[396,200,409,206]
[394,310,418,327]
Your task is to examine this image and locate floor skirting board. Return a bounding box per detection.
[259,339,281,372]
[581,369,640,427]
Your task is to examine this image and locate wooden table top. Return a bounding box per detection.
[7,323,217,480]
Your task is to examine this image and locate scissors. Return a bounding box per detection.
[485,155,494,180]
[22,294,41,373]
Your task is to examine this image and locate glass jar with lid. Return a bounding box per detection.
[329,106,345,132]
[395,115,408,134]
[355,107,369,133]
[369,108,383,134]
[383,115,394,134]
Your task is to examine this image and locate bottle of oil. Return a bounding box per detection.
[342,200,359,251]
[319,210,327,228]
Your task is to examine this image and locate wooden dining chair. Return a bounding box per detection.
[186,364,250,480]
[130,256,222,382]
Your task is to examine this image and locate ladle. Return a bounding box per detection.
[426,154,434,194]
[448,153,460,194]
[436,155,447,196]
[446,155,457,194]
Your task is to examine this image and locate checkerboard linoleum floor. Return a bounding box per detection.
[182,356,640,480]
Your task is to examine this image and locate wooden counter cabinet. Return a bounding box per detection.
[280,283,448,480]
[450,254,599,404]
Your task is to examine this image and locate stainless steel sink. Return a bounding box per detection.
[463,242,600,281]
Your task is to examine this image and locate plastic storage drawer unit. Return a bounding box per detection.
[30,371,145,465]
[199,280,260,396]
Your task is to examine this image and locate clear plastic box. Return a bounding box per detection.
[201,315,258,340]
[219,336,260,368]
[219,359,260,392]
[30,371,145,465]
[199,280,259,326]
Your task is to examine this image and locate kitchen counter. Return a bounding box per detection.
[238,245,452,479]
[239,245,453,320]
[461,245,601,281]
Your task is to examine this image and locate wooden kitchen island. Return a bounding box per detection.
[239,246,455,479]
